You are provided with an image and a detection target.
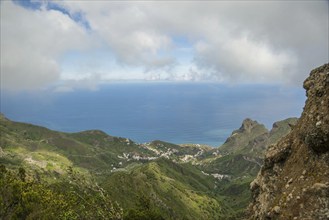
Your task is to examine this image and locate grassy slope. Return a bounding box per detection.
[0,114,155,173]
[0,114,297,219]
[219,123,269,156]
[0,116,233,219]
[104,158,234,219]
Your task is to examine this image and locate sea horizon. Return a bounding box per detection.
[1,82,305,147]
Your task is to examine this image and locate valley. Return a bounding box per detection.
[0,113,296,219]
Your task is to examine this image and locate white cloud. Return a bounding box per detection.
[195,35,298,83]
[1,1,328,90]
[0,1,91,90]
[59,1,327,84]
[60,1,175,70]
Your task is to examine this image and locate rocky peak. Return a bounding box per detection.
[238,118,260,133]
[220,118,268,155]
[219,117,297,159]
[248,64,329,220]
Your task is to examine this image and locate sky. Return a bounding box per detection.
[1,0,328,92]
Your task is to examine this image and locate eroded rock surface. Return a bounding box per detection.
[249,64,329,220]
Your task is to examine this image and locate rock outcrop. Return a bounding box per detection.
[249,64,329,219]
[219,118,298,158]
[220,119,269,155]
[239,118,263,133]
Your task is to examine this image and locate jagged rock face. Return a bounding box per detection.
[248,64,329,220]
[301,64,329,153]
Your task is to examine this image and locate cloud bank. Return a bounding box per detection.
[1,1,328,90]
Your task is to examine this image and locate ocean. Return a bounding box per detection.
[1,83,305,147]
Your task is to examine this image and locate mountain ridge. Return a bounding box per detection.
[0,112,297,219]
[218,118,298,158]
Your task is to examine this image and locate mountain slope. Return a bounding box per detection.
[0,115,232,219]
[218,118,298,158]
[103,158,232,219]
[201,118,297,178]
[219,119,268,156]
[249,63,329,219]
[196,118,297,217]
[0,110,299,219]
[0,114,158,174]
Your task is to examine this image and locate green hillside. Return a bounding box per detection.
[196,118,298,215]
[0,114,296,219]
[0,115,232,219]
[103,158,232,219]
[218,118,269,156]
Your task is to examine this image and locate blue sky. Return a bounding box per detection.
[1,0,328,92]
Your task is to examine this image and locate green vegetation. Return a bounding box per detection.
[201,154,261,177]
[0,165,122,219]
[103,158,230,219]
[0,114,295,219]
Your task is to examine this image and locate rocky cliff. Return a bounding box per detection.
[249,63,329,219]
